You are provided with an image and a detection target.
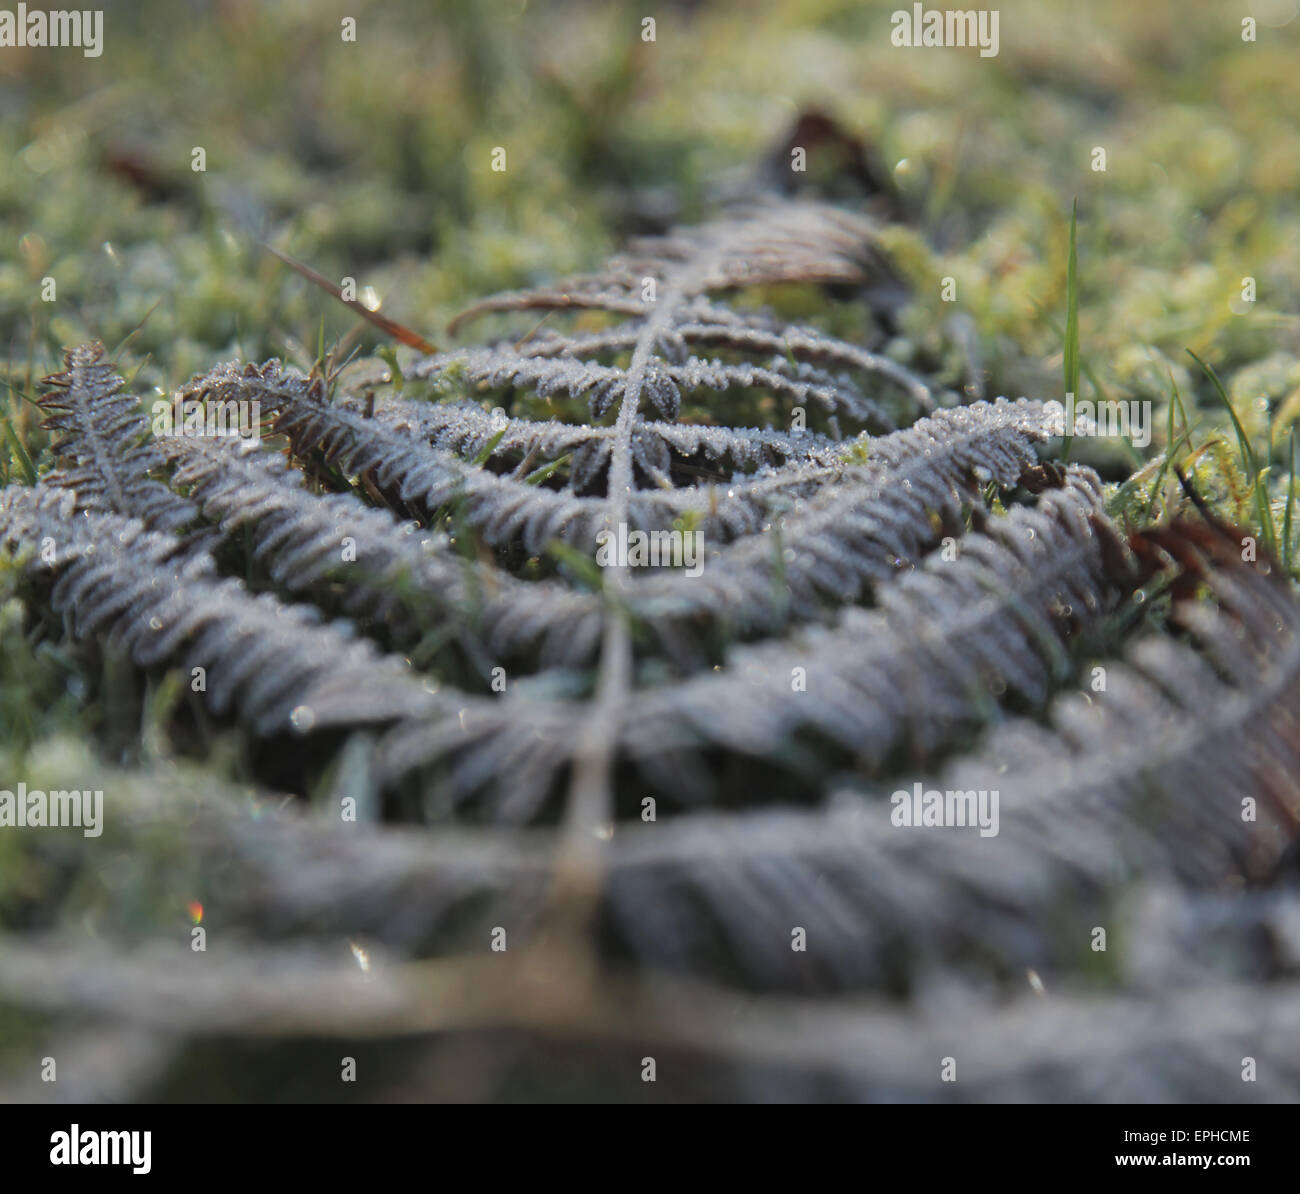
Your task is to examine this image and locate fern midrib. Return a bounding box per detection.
[560,265,691,858]
[63,357,132,515]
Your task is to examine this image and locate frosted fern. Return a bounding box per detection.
[2,201,1298,1103]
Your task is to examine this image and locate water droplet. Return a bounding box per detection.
[290,705,317,732]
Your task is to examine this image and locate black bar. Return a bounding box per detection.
[3,1104,1291,1179]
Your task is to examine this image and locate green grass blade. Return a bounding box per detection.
[0,374,42,410]
[545,540,605,591]
[1188,349,1258,474]
[470,426,508,466]
[0,415,37,486]
[1146,368,1186,520]
[1186,348,1275,557]
[1061,198,1080,463]
[1286,426,1296,574]
[376,345,404,391]
[524,454,570,485]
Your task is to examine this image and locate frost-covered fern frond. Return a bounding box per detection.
[4,201,1300,1104]
[162,433,604,667]
[35,202,1259,835]
[600,531,1300,989]
[377,461,1119,812]
[422,206,931,456]
[621,466,1124,787]
[248,384,1057,638]
[0,485,436,733]
[614,398,1059,642]
[38,343,196,532]
[444,202,903,331]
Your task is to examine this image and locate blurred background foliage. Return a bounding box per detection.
[1,0,1295,405]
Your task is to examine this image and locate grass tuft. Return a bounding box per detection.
[1187,347,1276,560]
